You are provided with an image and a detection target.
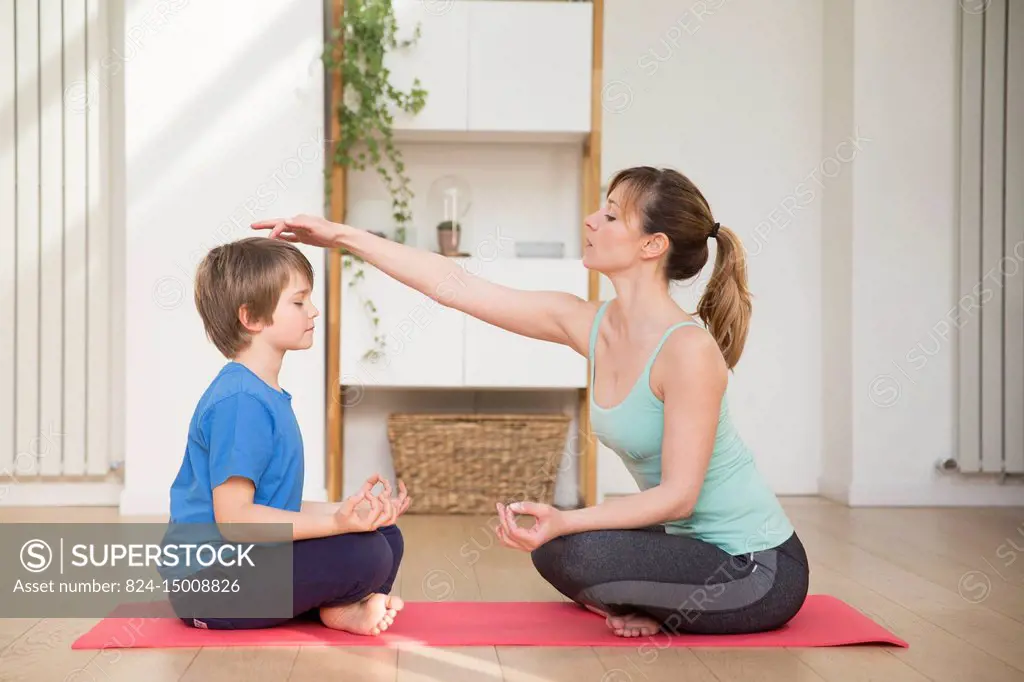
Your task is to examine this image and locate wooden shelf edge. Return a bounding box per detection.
[391,129,590,145]
[579,0,604,509]
[326,0,346,503]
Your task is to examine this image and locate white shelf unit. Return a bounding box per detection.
[335,0,598,506]
[385,0,593,136]
[341,257,590,389]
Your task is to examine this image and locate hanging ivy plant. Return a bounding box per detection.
[323,0,427,361]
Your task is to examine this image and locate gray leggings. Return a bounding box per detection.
[530,527,809,635]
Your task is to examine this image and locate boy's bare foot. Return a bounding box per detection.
[606,613,662,638]
[319,593,405,636]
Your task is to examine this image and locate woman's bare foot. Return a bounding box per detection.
[580,603,661,638]
[319,593,405,635]
[605,613,662,638]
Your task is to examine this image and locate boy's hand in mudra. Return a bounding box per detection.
[353,475,412,517]
[334,489,393,534]
[495,501,566,552]
[384,479,412,517]
[333,476,412,534]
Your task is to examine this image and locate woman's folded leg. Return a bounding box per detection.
[530,527,809,636]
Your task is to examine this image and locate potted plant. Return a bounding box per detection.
[436,220,461,256]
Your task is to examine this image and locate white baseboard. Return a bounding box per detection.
[849,476,1024,506]
[0,482,123,507]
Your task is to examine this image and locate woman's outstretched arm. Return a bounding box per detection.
[253,214,597,355]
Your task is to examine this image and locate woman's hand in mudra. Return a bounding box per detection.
[495,501,566,552]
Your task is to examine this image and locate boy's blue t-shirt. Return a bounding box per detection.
[162,362,304,577]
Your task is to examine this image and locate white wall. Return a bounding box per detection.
[599,0,1023,506]
[119,0,327,515]
[819,0,855,504]
[597,0,825,498]
[843,0,1022,505]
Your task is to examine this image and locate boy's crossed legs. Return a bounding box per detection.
[317,523,404,635]
[172,524,405,632]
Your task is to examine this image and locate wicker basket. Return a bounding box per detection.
[387,413,571,514]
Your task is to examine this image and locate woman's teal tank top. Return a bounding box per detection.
[588,300,795,556]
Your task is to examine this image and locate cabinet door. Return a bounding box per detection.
[384,0,469,132]
[462,258,589,388]
[466,1,592,133]
[341,263,465,387]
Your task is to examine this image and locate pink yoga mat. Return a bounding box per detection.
[71,595,908,650]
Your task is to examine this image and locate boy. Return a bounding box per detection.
[163,237,409,634]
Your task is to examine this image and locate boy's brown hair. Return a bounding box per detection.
[194,237,314,358]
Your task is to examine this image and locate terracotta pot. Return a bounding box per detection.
[437,223,461,256]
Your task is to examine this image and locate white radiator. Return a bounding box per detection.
[0,0,114,486]
[958,0,1024,475]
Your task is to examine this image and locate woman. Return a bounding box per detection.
[252,165,809,638]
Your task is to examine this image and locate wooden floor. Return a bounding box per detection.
[1,497,1023,682]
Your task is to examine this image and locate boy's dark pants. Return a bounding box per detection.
[170,524,404,630]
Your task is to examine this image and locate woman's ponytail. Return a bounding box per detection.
[696,225,752,370]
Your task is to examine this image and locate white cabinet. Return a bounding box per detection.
[385,0,592,137]
[340,259,589,389]
[463,258,589,388]
[341,263,465,387]
[466,2,593,134]
[385,0,469,132]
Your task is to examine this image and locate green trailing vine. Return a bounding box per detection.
[323,0,427,362]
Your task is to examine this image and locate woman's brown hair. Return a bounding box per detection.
[607,166,752,369]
